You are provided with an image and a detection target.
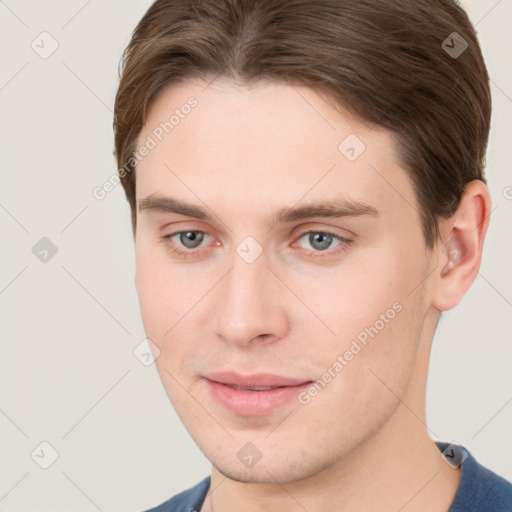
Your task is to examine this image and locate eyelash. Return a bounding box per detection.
[160,229,352,260]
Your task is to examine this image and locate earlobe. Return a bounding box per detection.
[431,180,491,311]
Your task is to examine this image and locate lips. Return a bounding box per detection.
[204,371,313,416]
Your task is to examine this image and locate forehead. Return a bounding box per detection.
[134,79,416,225]
[138,78,378,163]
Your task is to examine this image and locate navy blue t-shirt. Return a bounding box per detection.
[145,442,512,511]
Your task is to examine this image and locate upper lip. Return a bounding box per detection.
[204,371,311,388]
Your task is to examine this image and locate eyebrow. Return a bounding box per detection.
[138,194,379,226]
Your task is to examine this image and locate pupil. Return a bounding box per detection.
[310,232,332,251]
[181,231,204,248]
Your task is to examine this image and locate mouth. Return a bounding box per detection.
[203,371,313,416]
[228,385,284,391]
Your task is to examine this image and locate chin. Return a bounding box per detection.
[207,446,334,485]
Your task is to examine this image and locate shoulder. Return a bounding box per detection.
[457,458,512,511]
[144,476,211,512]
[436,442,512,512]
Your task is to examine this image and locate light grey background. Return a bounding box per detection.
[0,1,511,510]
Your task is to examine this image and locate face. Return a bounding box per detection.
[134,79,434,483]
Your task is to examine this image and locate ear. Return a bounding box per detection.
[431,180,492,311]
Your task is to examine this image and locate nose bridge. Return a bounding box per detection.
[212,247,287,346]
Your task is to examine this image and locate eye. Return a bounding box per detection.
[161,230,211,258]
[171,230,207,249]
[161,229,351,260]
[294,230,350,256]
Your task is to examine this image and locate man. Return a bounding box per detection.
[113,0,512,510]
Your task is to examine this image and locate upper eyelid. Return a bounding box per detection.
[163,219,353,236]
[164,228,347,238]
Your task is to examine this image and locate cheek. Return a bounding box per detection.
[135,244,179,340]
[303,252,425,392]
[135,255,198,403]
[134,244,214,371]
[296,265,402,350]
[297,301,422,444]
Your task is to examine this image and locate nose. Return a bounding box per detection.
[211,249,290,348]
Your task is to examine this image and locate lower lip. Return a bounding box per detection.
[205,379,312,416]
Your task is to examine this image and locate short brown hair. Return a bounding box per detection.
[113,0,491,247]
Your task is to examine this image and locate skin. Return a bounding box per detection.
[133,79,491,512]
